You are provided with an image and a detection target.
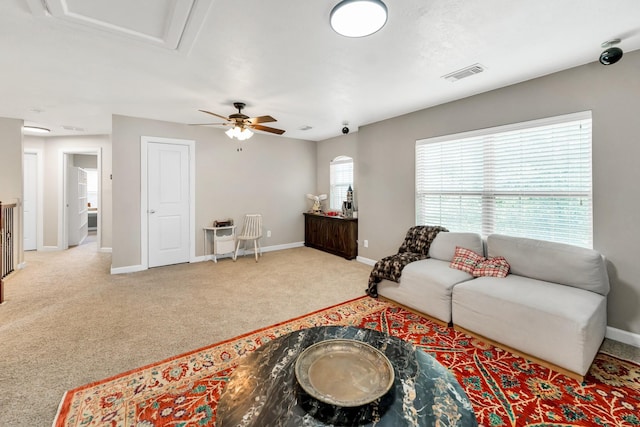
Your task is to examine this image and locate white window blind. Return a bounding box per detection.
[416,111,593,248]
[330,156,354,210]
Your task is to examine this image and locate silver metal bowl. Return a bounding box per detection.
[294,339,395,407]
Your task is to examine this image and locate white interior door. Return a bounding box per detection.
[147,142,190,268]
[23,152,38,251]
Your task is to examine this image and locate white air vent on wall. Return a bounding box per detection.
[442,64,485,82]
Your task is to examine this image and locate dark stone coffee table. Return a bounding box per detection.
[217,326,477,426]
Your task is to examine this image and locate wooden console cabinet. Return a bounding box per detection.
[304,213,358,260]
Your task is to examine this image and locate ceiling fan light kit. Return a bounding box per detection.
[225,126,253,141]
[197,102,285,142]
[330,0,388,38]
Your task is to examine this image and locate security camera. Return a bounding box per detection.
[599,39,623,65]
[599,47,623,65]
[342,126,349,134]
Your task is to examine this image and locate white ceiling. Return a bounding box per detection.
[2,0,640,141]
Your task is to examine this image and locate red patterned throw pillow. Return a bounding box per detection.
[473,257,510,278]
[450,246,485,274]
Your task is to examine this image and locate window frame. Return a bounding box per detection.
[415,111,593,248]
[329,156,354,211]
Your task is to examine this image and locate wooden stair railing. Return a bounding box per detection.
[0,201,17,304]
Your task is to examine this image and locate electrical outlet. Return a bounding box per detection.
[267,230,271,237]
[364,240,368,248]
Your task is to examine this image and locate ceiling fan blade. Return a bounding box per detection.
[188,122,227,126]
[249,115,277,124]
[199,109,229,121]
[251,124,286,135]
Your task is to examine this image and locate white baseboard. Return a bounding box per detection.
[192,255,209,263]
[18,262,26,270]
[232,242,305,259]
[357,256,376,266]
[263,241,304,252]
[606,326,640,348]
[192,253,234,263]
[113,242,306,273]
[110,264,146,275]
[41,246,59,252]
[99,247,112,253]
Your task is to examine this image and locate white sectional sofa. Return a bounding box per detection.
[377,232,610,381]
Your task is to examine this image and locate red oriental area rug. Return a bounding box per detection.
[54,296,640,426]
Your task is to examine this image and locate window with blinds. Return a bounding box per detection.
[330,156,354,210]
[416,111,593,248]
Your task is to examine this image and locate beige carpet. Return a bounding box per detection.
[0,237,370,426]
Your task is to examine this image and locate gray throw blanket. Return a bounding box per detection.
[366,225,448,297]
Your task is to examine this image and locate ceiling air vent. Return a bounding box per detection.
[442,64,485,82]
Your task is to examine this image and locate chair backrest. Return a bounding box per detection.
[239,214,262,239]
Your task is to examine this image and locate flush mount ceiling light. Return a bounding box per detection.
[22,125,50,134]
[599,39,623,65]
[330,0,388,38]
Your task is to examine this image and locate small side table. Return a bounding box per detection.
[203,225,236,263]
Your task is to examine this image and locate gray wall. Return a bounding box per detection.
[0,117,24,267]
[346,50,640,334]
[0,118,23,201]
[111,114,316,269]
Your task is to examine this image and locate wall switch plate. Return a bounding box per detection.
[267,230,271,237]
[364,240,368,248]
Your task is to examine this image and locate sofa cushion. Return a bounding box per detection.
[472,257,510,278]
[378,258,474,323]
[429,232,484,262]
[486,234,610,296]
[452,275,607,376]
[450,246,485,274]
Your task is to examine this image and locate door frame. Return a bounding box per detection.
[140,136,196,269]
[23,149,44,251]
[58,147,102,250]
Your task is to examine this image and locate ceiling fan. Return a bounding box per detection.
[194,102,285,140]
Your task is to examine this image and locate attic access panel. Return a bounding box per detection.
[26,0,212,53]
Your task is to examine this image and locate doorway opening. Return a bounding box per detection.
[60,149,102,251]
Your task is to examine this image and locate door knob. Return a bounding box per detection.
[149,209,156,214]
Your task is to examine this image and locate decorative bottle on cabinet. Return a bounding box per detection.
[342,185,354,218]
